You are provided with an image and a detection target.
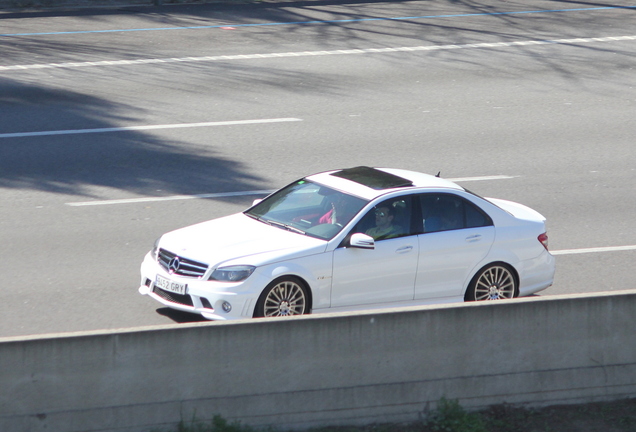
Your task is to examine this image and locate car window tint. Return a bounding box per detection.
[352,196,414,241]
[420,194,464,233]
[420,193,493,233]
[465,200,493,228]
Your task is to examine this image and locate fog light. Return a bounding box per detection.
[222,301,232,313]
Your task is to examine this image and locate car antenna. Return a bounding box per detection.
[435,171,441,178]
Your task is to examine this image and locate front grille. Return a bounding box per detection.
[158,248,208,278]
[153,286,194,307]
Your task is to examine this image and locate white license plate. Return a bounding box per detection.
[155,275,187,295]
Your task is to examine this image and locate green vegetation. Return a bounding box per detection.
[423,398,487,432]
[176,414,255,432]
[169,398,636,432]
[172,399,485,432]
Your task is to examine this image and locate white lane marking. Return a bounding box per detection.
[448,175,518,182]
[1,35,635,72]
[66,193,636,257]
[65,186,636,257]
[0,118,302,139]
[65,175,515,207]
[66,190,274,207]
[552,245,636,255]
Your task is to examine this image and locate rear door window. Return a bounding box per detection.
[419,193,493,233]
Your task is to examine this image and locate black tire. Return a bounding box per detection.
[254,277,310,318]
[465,263,518,301]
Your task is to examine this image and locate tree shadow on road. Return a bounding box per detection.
[0,78,266,198]
[2,0,633,95]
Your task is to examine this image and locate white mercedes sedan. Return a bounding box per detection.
[139,167,555,320]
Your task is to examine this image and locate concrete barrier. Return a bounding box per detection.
[1,290,636,432]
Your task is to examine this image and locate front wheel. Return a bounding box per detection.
[465,264,518,301]
[254,277,310,318]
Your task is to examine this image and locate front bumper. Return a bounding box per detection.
[139,252,261,320]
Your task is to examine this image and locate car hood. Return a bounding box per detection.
[158,213,327,268]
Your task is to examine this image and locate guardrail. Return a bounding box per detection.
[1,290,636,432]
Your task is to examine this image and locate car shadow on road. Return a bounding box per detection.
[156,307,210,323]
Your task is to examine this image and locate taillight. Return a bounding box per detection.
[538,233,549,250]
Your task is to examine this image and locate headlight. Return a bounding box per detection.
[150,237,161,260]
[209,265,255,282]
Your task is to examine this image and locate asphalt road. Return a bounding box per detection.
[1,0,635,338]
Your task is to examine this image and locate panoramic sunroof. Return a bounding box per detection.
[330,166,413,190]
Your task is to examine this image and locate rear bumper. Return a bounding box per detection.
[518,249,556,297]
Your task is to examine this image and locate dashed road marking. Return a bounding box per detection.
[552,245,636,255]
[1,35,635,72]
[65,175,516,206]
[66,190,275,207]
[0,118,302,139]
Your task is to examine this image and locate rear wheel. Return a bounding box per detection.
[254,277,309,318]
[466,264,517,301]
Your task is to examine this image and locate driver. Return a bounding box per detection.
[366,205,401,240]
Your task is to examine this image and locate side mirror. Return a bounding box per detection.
[349,233,375,249]
[252,199,263,207]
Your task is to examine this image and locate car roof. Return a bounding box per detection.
[305,166,464,200]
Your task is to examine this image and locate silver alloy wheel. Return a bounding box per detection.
[473,265,516,300]
[263,280,307,317]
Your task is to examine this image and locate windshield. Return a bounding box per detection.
[245,180,368,240]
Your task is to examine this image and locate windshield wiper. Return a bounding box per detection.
[246,213,306,235]
[285,225,306,235]
[245,213,276,227]
[266,220,306,235]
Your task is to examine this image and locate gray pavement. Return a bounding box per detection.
[1,0,635,337]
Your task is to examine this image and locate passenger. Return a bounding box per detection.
[439,203,462,231]
[366,206,401,240]
[425,201,462,232]
[319,194,357,226]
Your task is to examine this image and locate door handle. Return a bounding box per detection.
[396,246,414,253]
[465,234,482,242]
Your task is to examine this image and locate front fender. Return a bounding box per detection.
[259,252,333,310]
